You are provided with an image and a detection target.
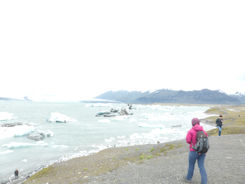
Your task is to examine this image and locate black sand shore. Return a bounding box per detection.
[21,105,245,184]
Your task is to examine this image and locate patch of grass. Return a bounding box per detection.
[139,154,153,160]
[208,126,245,136]
[147,155,153,159]
[160,144,176,152]
[154,152,161,156]
[139,154,145,160]
[234,119,245,125]
[205,107,223,115]
[24,166,54,182]
[166,144,175,150]
[222,127,245,135]
[158,143,183,157]
[207,128,218,136]
[160,147,167,153]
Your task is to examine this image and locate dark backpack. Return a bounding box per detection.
[216,118,222,127]
[192,131,209,153]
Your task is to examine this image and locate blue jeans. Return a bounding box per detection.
[186,151,207,184]
[218,126,222,136]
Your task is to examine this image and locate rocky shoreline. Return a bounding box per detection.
[20,105,245,184]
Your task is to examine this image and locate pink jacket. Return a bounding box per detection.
[186,124,208,151]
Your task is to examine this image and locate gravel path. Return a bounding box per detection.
[86,134,245,184]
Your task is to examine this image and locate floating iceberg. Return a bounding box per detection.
[48,112,76,123]
[0,112,14,121]
[27,130,53,141]
[0,123,34,140]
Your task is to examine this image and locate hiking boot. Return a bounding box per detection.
[183,176,192,183]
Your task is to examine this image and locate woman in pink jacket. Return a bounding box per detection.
[185,118,207,184]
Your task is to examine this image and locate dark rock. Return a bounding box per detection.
[27,132,45,141]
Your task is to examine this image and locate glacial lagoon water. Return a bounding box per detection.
[0,101,214,182]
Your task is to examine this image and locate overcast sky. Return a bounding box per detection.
[0,0,245,101]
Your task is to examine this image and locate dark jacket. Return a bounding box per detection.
[216,118,223,127]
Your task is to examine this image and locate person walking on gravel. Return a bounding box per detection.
[185,118,208,184]
[216,115,223,136]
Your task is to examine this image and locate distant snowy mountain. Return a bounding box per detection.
[96,89,244,104]
[96,90,150,103]
[230,92,245,104]
[233,92,245,96]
